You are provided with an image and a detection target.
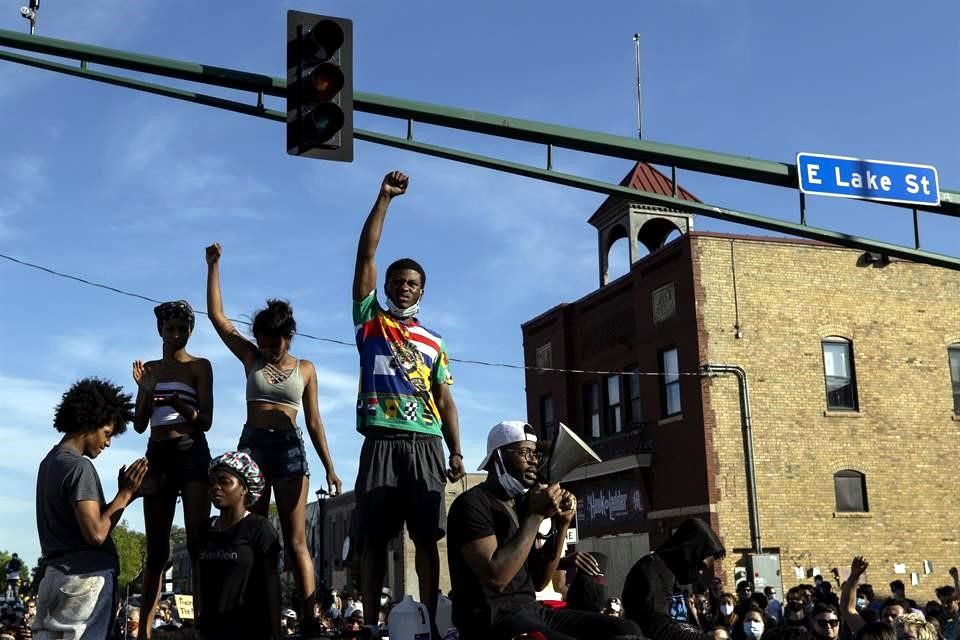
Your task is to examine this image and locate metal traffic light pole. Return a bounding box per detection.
[0,26,959,271]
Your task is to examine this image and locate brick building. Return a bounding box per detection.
[521,162,960,598]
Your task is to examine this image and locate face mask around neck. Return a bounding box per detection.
[493,450,528,498]
[385,291,422,319]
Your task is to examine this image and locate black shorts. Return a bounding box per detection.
[353,431,447,546]
[144,432,211,495]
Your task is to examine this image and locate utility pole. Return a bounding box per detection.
[633,32,643,139]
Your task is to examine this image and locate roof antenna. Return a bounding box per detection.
[19,0,39,34]
[632,32,643,140]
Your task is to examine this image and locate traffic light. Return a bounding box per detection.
[286,11,353,161]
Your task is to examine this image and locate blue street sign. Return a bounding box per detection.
[797,153,940,206]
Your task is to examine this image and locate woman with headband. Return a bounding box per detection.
[197,451,281,640]
[131,300,213,639]
[205,242,341,633]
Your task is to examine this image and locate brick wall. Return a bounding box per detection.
[694,235,960,595]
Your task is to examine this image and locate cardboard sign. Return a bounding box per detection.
[174,595,194,620]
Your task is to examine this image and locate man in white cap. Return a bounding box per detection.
[446,421,642,640]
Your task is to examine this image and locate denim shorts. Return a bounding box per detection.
[237,425,309,482]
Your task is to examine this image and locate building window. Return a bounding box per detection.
[822,338,858,410]
[625,365,642,427]
[834,470,868,512]
[540,395,556,442]
[950,345,960,415]
[583,381,600,439]
[605,374,622,435]
[660,347,681,417]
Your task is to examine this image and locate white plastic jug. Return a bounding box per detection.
[435,592,454,638]
[387,595,431,640]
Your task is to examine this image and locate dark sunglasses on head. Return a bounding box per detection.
[816,619,840,628]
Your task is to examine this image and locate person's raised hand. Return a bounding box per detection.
[205,243,222,266]
[567,551,601,576]
[132,360,157,394]
[528,483,562,518]
[119,457,149,498]
[950,567,958,579]
[850,556,869,580]
[380,171,408,199]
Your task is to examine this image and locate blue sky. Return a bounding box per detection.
[1,1,958,568]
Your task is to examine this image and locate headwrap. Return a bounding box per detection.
[154,300,196,333]
[208,451,265,506]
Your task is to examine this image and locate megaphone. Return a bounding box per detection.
[541,422,601,484]
[536,423,601,539]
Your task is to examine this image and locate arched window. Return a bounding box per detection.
[834,470,868,512]
[822,337,858,410]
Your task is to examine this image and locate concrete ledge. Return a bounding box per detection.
[823,410,863,418]
[833,511,872,518]
[952,413,960,422]
[658,414,684,426]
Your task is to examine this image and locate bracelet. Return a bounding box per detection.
[449,453,463,460]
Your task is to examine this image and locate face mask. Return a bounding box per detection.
[494,450,528,498]
[720,604,734,616]
[380,595,389,607]
[385,291,422,319]
[743,621,764,638]
[856,597,867,610]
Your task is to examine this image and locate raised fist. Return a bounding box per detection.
[380,171,409,199]
[205,243,222,266]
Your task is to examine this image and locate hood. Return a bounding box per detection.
[655,518,725,584]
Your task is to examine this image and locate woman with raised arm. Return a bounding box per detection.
[204,242,342,632]
[131,300,213,639]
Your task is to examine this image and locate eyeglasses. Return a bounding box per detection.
[816,619,840,628]
[505,447,543,464]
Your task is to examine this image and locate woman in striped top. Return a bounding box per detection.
[131,300,214,639]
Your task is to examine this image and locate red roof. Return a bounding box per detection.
[589,162,700,224]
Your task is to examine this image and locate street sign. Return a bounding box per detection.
[797,153,940,206]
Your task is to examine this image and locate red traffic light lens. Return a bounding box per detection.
[309,64,345,102]
[307,19,344,61]
[308,103,345,143]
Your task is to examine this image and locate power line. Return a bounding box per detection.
[0,251,705,377]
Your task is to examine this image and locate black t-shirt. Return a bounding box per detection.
[447,485,536,630]
[197,513,281,640]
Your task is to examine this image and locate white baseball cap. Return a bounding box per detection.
[477,421,537,471]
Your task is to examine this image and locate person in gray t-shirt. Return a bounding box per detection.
[33,377,148,640]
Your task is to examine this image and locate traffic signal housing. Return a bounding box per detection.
[286,11,353,161]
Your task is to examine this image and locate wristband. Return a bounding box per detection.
[449,453,463,460]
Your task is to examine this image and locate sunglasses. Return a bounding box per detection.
[816,619,840,628]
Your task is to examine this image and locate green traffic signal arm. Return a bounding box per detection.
[1,26,958,217]
[0,28,959,272]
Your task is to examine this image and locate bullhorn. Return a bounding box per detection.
[535,423,602,539]
[542,422,602,484]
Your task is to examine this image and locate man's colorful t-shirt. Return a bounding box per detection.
[354,292,453,436]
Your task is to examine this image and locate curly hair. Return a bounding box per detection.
[252,299,296,339]
[53,377,134,435]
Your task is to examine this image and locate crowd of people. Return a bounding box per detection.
[670,556,959,640]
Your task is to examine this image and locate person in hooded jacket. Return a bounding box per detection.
[621,518,726,640]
